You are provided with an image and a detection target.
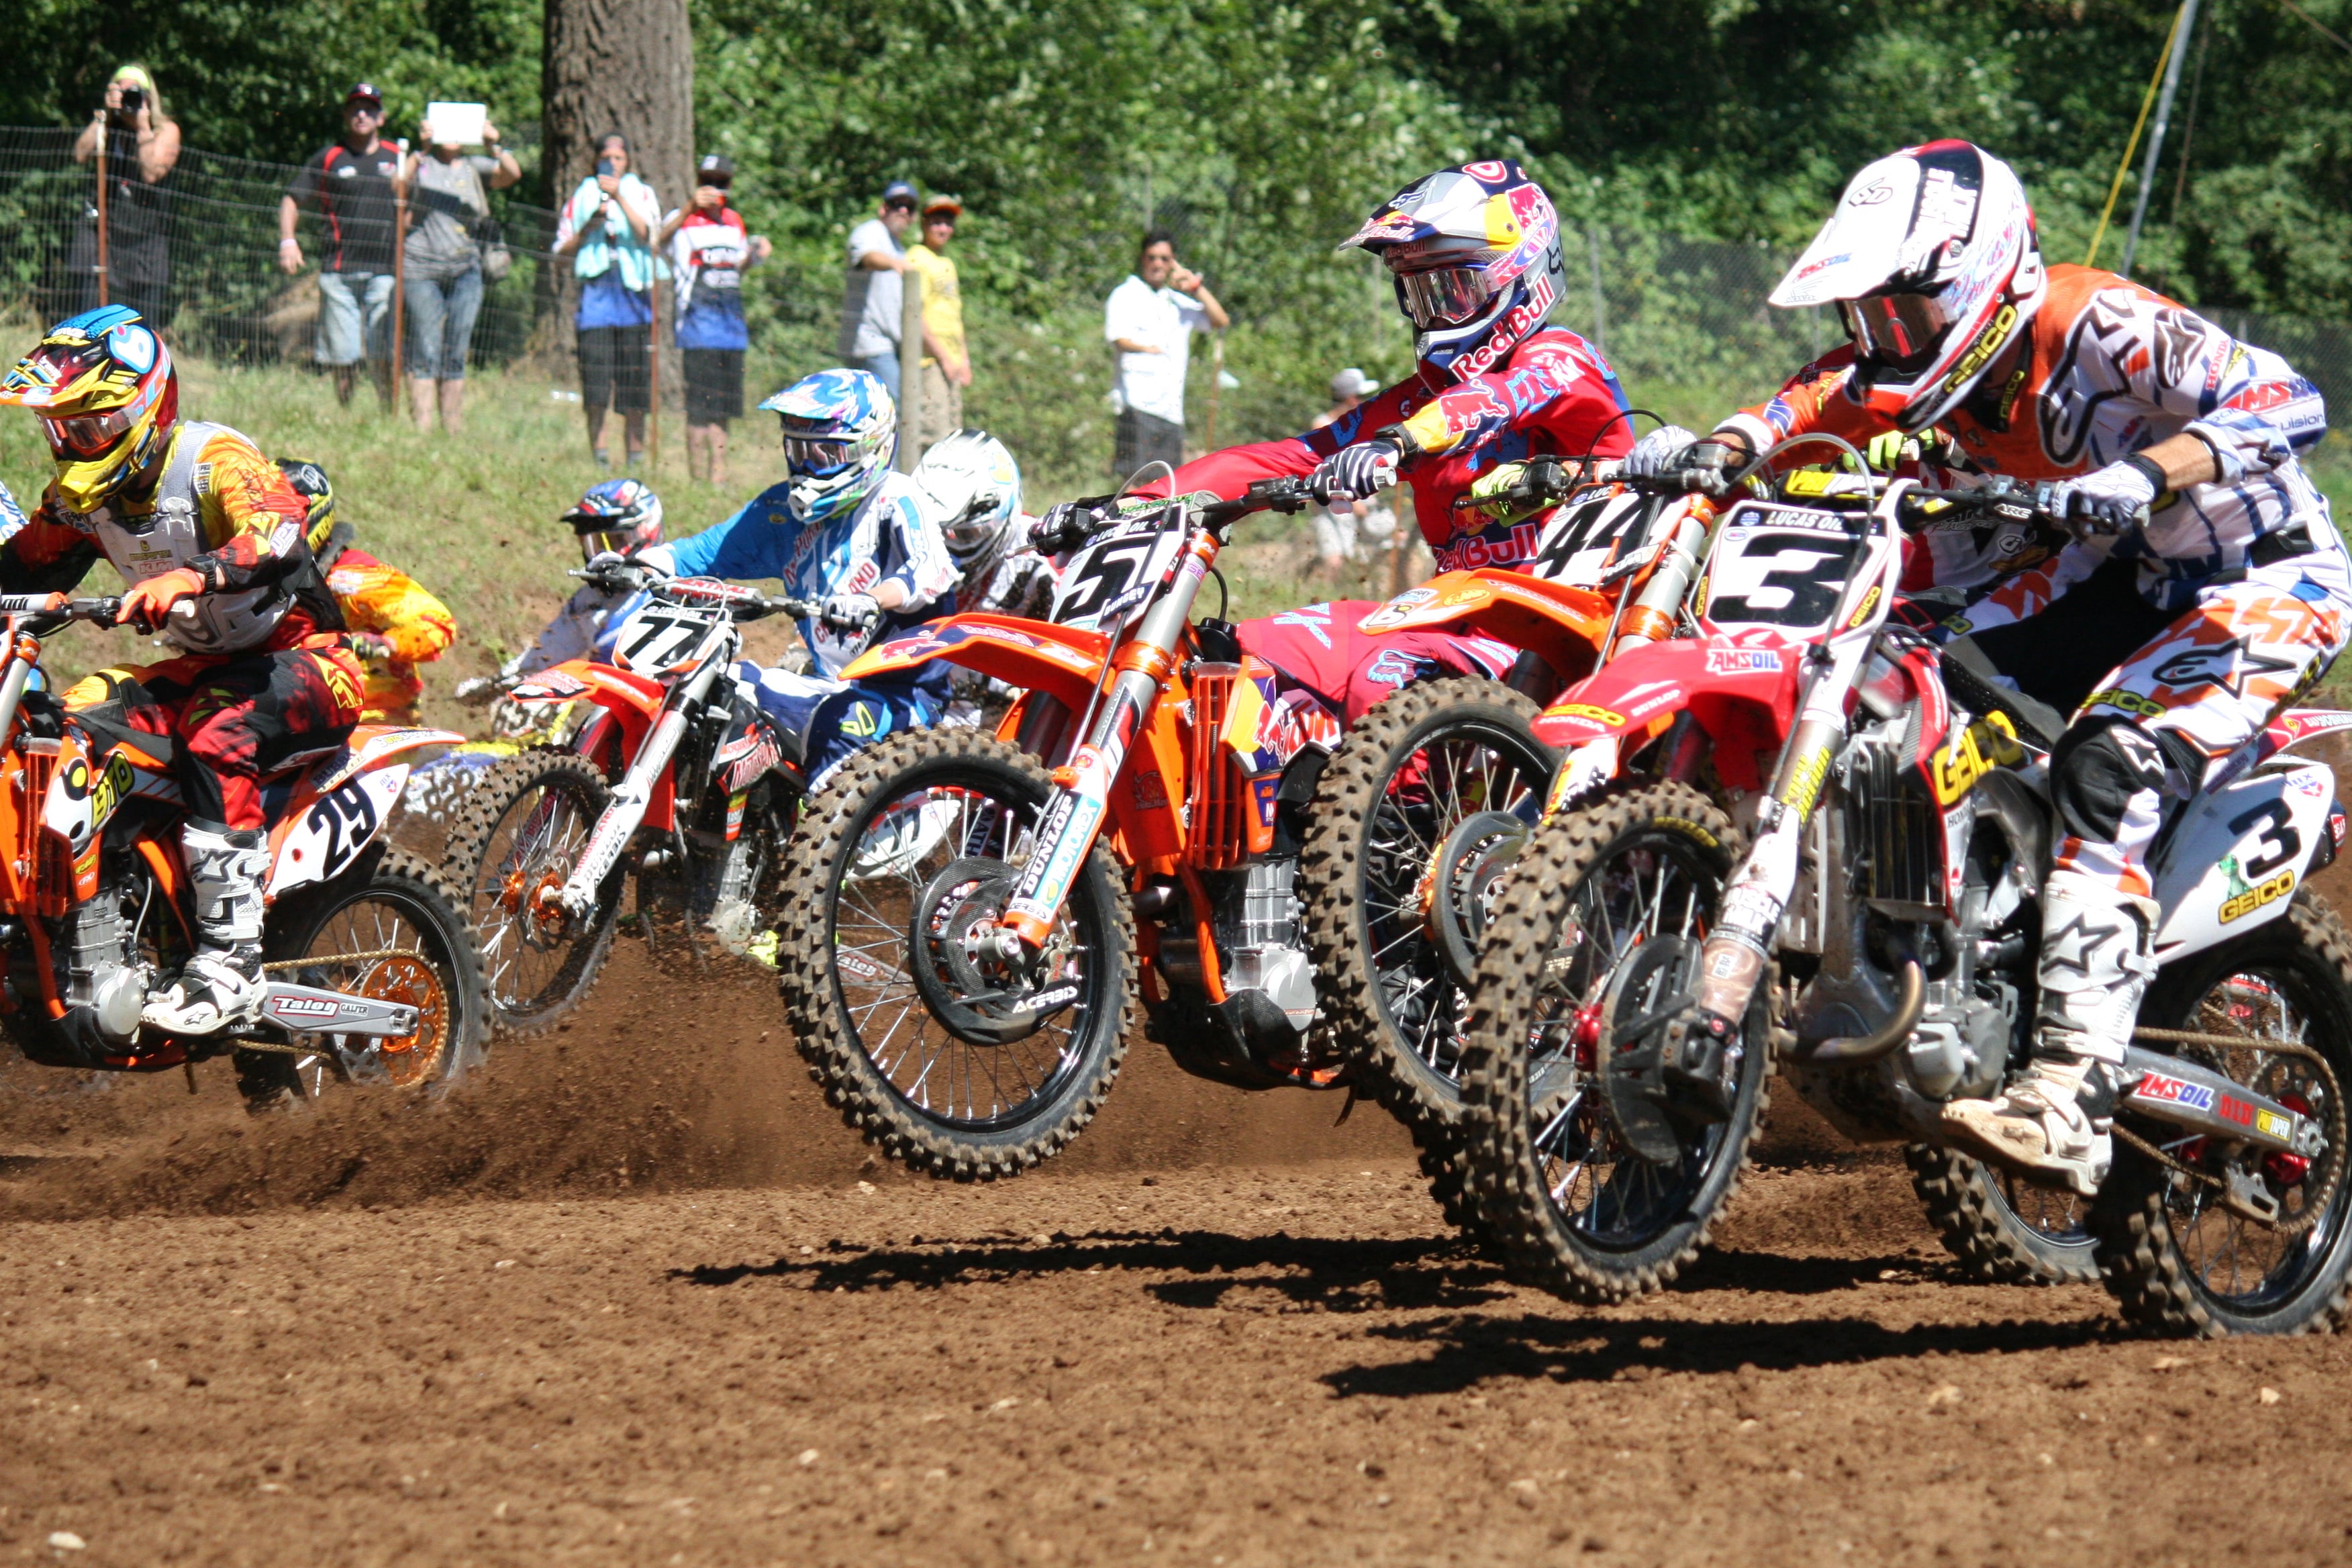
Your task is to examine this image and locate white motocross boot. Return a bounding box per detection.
[142,821,270,1036]
[1942,869,2155,1197]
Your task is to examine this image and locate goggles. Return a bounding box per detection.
[40,406,136,458]
[941,498,1005,551]
[1393,264,1499,330]
[783,436,854,475]
[1841,289,1955,375]
[577,526,640,560]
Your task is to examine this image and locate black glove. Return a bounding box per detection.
[2048,458,2161,539]
[1034,495,1114,554]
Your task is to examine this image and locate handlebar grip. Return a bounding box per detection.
[73,597,124,623]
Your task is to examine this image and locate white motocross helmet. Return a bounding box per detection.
[910,429,1022,580]
[1769,140,2047,434]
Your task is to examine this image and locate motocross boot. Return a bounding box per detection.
[1941,869,2154,1197]
[142,820,270,1035]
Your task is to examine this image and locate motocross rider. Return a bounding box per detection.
[0,307,366,1036]
[1075,159,1657,721]
[276,459,457,726]
[1673,140,2349,1195]
[633,368,959,787]
[904,428,1061,720]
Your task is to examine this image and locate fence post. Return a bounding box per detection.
[92,115,109,309]
[1587,225,1606,356]
[389,151,406,422]
[1202,334,1224,452]
[895,267,925,473]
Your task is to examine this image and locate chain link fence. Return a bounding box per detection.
[0,126,562,371]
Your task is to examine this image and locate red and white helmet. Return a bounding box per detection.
[1769,140,2046,434]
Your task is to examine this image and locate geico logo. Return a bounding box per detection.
[2220,869,2296,924]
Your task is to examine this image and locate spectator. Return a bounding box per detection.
[69,65,180,326]
[902,193,971,453]
[1309,368,1396,573]
[1104,228,1229,479]
[554,132,664,470]
[280,83,403,409]
[397,112,520,436]
[659,154,771,486]
[838,181,918,403]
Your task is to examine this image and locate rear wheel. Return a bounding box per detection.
[779,728,1134,1181]
[2094,895,2352,1336]
[440,750,618,1036]
[240,847,489,1111]
[1300,677,1554,1236]
[1460,780,1769,1304]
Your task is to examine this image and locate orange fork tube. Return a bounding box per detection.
[1609,501,1714,657]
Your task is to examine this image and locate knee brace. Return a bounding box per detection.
[2048,716,2199,848]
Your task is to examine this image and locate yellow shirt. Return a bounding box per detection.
[904,244,965,368]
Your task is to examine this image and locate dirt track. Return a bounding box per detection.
[7,947,2352,1565]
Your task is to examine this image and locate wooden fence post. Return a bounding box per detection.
[389,151,407,422]
[92,115,109,309]
[895,266,925,472]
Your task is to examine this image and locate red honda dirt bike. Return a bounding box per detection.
[438,564,818,1034]
[1459,460,2352,1336]
[778,478,1379,1179]
[0,594,487,1110]
[1297,462,1720,1226]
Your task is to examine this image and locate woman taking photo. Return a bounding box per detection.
[554,132,663,470]
[398,113,520,436]
[69,65,180,326]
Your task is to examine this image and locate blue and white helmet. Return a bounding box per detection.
[760,369,897,526]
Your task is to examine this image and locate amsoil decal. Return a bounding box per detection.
[2133,1071,2216,1112]
[1705,648,1783,675]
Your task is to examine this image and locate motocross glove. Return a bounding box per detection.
[116,567,205,632]
[2049,456,2163,538]
[1465,461,1530,522]
[347,632,396,667]
[1622,425,1702,478]
[1314,439,1402,504]
[1034,495,1114,554]
[454,675,504,707]
[820,592,881,632]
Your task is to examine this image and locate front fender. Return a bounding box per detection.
[1359,570,1613,682]
[1533,634,1802,793]
[511,658,666,721]
[843,614,1111,712]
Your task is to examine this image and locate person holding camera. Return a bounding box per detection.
[279,83,403,410]
[397,113,520,436]
[68,66,179,326]
[554,133,663,469]
[658,154,771,486]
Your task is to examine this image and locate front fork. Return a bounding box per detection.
[557,652,730,918]
[1000,534,1214,952]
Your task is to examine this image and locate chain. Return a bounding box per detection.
[260,948,417,973]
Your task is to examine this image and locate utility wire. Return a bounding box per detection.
[2272,0,2352,54]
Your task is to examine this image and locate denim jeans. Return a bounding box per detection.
[860,350,903,407]
[315,271,395,366]
[404,267,484,380]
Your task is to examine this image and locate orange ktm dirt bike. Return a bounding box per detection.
[777,477,1365,1179]
[1295,462,1720,1218]
[439,566,821,1034]
[0,594,487,1112]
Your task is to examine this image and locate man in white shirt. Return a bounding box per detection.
[838,181,918,404]
[1103,228,1230,480]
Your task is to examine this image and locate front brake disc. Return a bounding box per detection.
[1425,810,1530,989]
[1596,934,1696,1165]
[910,856,1080,1048]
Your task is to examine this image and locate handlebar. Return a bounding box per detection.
[570,563,811,621]
[0,594,124,626]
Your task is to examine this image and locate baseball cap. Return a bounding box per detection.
[1331,367,1378,401]
[922,193,964,218]
[881,180,918,208]
[344,82,383,107]
[697,154,735,184]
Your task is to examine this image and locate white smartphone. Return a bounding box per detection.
[426,101,487,147]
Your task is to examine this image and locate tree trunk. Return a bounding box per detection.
[540,0,694,390]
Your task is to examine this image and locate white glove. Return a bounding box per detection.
[1622,425,1701,477]
[820,591,880,632]
[454,675,503,707]
[2048,457,2161,538]
[1314,440,1402,504]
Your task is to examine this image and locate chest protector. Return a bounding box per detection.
[78,422,294,655]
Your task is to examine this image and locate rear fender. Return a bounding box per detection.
[1359,570,1614,683]
[266,754,418,899]
[844,615,1111,713]
[2153,762,2335,960]
[1532,634,1802,793]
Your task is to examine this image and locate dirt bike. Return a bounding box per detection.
[441,563,816,1034]
[1458,458,2352,1336]
[1297,460,1720,1227]
[0,594,487,1110]
[778,478,1369,1179]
